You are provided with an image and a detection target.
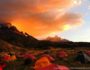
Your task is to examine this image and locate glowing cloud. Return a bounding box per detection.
[0,0,83,38]
[73,0,82,5]
[63,24,71,31]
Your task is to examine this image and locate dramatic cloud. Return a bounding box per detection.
[0,0,83,38]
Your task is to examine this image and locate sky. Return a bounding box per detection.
[0,0,90,42]
[59,0,90,42]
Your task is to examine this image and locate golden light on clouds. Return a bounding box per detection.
[63,24,71,31]
[0,0,83,38]
[73,0,82,5]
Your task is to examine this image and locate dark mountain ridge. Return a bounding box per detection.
[0,22,90,50]
[0,22,38,48]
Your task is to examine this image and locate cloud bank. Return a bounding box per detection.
[0,0,83,38]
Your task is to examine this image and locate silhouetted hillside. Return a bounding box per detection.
[38,40,90,49]
[0,22,38,48]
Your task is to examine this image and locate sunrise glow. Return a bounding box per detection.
[0,0,90,41]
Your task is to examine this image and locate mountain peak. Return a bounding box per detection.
[46,35,69,42]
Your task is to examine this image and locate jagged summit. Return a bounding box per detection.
[0,22,12,28]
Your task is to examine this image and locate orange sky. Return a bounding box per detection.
[0,0,83,38]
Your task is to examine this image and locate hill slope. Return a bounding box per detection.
[0,39,28,52]
[0,22,38,48]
